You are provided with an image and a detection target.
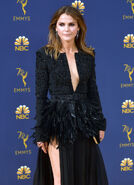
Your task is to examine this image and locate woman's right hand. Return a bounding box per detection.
[37,141,48,154]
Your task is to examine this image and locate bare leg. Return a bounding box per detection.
[48,138,61,185]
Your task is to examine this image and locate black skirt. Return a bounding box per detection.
[33,131,108,185]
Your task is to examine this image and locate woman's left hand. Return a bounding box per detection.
[99,130,105,142]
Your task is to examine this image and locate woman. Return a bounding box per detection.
[32,5,108,185]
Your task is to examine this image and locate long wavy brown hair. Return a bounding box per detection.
[44,5,95,60]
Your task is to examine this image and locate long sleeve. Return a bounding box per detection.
[35,49,49,125]
[32,49,50,143]
[87,51,106,131]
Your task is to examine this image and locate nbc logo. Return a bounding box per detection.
[17,166,31,180]
[15,105,30,119]
[14,36,29,51]
[122,100,134,113]
[123,34,134,48]
[72,0,85,15]
[120,158,133,171]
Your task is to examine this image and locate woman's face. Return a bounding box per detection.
[55,13,79,42]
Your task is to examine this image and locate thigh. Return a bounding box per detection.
[48,138,61,178]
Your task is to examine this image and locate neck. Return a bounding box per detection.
[60,40,78,53]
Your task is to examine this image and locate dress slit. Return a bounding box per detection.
[33,131,108,185]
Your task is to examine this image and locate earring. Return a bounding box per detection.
[76,30,79,39]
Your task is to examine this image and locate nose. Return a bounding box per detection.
[65,25,69,31]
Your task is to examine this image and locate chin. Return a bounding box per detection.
[61,37,75,42]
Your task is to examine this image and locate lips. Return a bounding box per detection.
[63,34,71,36]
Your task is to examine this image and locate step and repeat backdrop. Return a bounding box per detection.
[1,0,134,185]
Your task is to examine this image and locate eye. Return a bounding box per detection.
[58,23,75,26]
[59,23,64,26]
[69,23,75,26]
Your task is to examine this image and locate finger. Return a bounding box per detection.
[37,143,41,147]
[44,142,48,149]
[37,143,43,148]
[41,146,47,153]
[44,144,48,152]
[37,142,42,145]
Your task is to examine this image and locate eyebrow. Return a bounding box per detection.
[58,21,76,24]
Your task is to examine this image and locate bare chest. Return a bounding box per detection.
[66,53,79,92]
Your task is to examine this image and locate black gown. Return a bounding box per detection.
[31,46,109,185]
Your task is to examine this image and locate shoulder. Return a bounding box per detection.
[79,48,96,69]
[80,48,96,62]
[80,47,95,57]
[35,47,51,70]
[36,46,52,60]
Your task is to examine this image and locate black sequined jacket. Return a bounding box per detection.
[32,46,106,146]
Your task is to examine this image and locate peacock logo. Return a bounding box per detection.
[16,68,28,87]
[15,105,30,119]
[122,100,134,113]
[72,0,85,15]
[15,36,29,46]
[17,166,31,180]
[123,34,134,48]
[14,36,29,51]
[122,100,134,108]
[120,158,133,171]
[17,0,28,15]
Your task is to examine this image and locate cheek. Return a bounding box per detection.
[56,26,63,33]
[70,27,78,34]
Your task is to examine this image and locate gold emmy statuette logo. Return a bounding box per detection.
[122,125,132,142]
[16,68,28,87]
[124,64,134,82]
[17,166,31,180]
[127,0,134,14]
[14,67,30,93]
[15,105,30,119]
[17,131,29,149]
[123,34,134,48]
[17,0,28,15]
[13,0,30,21]
[14,36,29,51]
[122,100,134,113]
[121,63,134,88]
[119,125,134,148]
[72,0,85,15]
[120,158,133,171]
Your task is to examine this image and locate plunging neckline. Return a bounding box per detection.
[60,51,80,93]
